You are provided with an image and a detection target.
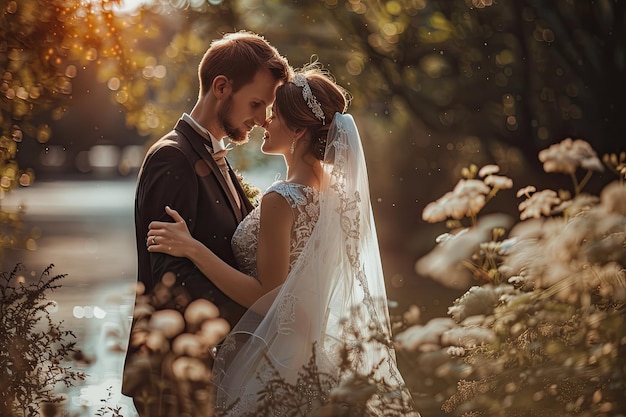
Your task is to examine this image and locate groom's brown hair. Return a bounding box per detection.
[198,31,290,96]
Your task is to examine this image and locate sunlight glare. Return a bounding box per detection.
[113,0,149,13]
[84,0,150,13]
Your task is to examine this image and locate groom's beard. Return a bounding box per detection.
[218,96,248,144]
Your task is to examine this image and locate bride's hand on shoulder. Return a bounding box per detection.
[147,206,195,258]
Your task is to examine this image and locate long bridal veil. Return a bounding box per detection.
[213,113,417,416]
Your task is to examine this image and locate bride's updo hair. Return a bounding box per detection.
[275,63,350,160]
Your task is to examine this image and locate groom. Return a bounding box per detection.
[122,31,290,417]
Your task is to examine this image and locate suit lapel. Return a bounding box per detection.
[175,119,246,222]
[225,159,255,215]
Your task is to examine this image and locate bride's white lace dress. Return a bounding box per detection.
[231,181,320,280]
[213,114,418,416]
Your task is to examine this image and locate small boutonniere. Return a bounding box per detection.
[234,170,261,206]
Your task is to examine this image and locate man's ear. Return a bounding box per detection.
[212,75,232,99]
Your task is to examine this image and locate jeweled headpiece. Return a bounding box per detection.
[292,73,325,125]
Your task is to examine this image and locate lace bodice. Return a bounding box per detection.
[231,181,320,278]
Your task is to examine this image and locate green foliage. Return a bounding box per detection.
[0,263,84,417]
[0,78,36,258]
[319,1,625,155]
[1,0,122,137]
[8,0,618,163]
[0,191,38,261]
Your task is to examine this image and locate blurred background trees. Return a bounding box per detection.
[2,0,625,315]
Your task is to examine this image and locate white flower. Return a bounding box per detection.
[516,185,536,198]
[184,298,220,328]
[422,191,455,223]
[600,180,626,216]
[198,317,230,345]
[538,137,604,174]
[416,214,513,289]
[149,309,185,339]
[553,193,599,216]
[479,241,501,252]
[395,317,457,351]
[172,333,203,357]
[441,326,497,348]
[484,174,513,190]
[402,304,421,325]
[435,229,468,245]
[447,346,466,356]
[478,164,500,177]
[502,217,566,284]
[454,178,491,195]
[507,275,525,286]
[518,189,561,220]
[499,237,518,254]
[583,212,626,264]
[422,179,491,223]
[596,262,626,302]
[448,284,516,322]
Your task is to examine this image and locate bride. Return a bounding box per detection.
[147,65,417,416]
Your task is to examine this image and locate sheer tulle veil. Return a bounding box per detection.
[213,113,415,415]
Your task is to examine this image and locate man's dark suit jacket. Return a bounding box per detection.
[122,118,254,397]
[135,118,254,323]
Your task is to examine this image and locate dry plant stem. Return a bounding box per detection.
[1,264,83,417]
[485,188,499,203]
[462,259,490,282]
[571,169,593,195]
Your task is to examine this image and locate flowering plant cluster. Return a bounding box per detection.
[397,138,626,416]
[122,278,231,417]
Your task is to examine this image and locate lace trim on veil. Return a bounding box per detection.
[324,115,405,388]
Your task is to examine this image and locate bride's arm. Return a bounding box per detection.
[147,198,292,308]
